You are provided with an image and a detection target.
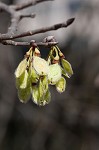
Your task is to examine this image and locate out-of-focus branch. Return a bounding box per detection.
[0,2,20,34]
[0,0,75,46]
[11,0,54,11]
[20,13,36,18]
[0,18,75,41]
[12,18,75,39]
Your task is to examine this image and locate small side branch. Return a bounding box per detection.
[20,13,36,19]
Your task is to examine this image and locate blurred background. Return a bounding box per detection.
[0,0,99,150]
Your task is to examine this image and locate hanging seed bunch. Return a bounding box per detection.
[15,37,73,106]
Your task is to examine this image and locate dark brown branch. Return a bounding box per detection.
[11,0,54,11]
[1,40,58,46]
[0,18,75,40]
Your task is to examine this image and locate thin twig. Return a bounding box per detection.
[11,0,54,11]
[20,13,36,18]
[2,40,29,46]
[2,40,58,46]
[0,18,75,40]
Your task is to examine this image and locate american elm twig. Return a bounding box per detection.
[0,0,75,46]
[2,40,58,46]
[0,18,75,41]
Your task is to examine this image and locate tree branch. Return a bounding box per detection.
[2,40,58,46]
[11,0,54,11]
[13,18,75,39]
[0,2,14,14]
[0,2,21,34]
[0,1,75,47]
[0,18,75,40]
